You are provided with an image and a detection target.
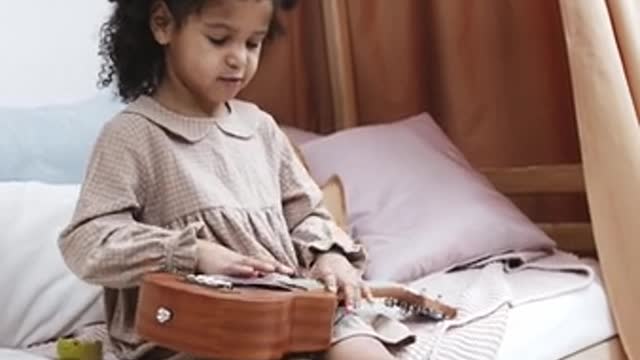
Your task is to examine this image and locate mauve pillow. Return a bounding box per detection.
[281,126,322,145]
[300,113,555,282]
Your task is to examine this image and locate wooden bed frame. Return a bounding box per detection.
[480,164,593,257]
[319,2,626,359]
[482,165,624,360]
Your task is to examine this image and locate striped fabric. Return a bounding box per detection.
[392,250,593,360]
[395,264,510,360]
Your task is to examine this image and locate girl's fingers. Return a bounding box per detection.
[227,264,257,277]
[242,257,276,273]
[276,263,296,275]
[267,259,295,275]
[352,283,362,309]
[241,257,295,276]
[342,283,357,312]
[361,283,374,303]
[322,273,338,293]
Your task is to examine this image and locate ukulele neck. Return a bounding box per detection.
[368,285,417,300]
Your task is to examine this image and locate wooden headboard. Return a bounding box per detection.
[480,164,594,256]
[320,1,596,257]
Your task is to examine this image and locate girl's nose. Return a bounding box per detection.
[225,47,247,69]
[225,55,240,69]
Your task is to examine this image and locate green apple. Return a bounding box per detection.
[56,338,102,360]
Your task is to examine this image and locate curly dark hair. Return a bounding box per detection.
[98,0,298,103]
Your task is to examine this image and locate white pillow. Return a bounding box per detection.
[300,113,555,282]
[0,1,114,107]
[0,182,104,348]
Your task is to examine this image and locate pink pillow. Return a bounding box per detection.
[300,113,555,282]
[281,126,322,145]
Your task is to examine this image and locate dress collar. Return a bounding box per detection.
[124,96,257,143]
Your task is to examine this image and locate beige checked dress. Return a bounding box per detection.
[58,96,413,360]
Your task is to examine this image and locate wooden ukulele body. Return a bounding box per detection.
[135,273,338,360]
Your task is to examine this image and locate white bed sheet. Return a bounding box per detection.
[0,348,47,360]
[497,259,617,360]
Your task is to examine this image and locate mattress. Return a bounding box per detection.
[497,259,617,360]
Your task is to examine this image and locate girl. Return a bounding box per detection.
[60,1,413,359]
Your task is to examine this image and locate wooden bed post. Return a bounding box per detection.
[559,0,640,358]
[320,0,359,130]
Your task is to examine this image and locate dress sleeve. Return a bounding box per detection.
[58,119,198,289]
[275,124,366,270]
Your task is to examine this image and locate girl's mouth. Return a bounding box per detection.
[217,77,244,93]
[219,76,243,83]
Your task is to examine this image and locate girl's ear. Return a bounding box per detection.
[150,0,175,45]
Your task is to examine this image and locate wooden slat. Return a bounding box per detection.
[537,222,595,255]
[562,337,627,360]
[320,0,359,130]
[480,164,585,194]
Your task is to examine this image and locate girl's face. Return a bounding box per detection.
[151,0,273,115]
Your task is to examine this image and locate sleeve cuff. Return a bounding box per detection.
[164,221,202,274]
[299,224,367,270]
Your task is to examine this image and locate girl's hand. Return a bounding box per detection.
[196,240,295,277]
[309,251,373,311]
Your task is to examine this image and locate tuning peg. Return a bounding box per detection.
[384,298,397,308]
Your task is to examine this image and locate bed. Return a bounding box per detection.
[0,1,633,359]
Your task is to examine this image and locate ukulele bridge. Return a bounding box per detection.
[186,274,235,290]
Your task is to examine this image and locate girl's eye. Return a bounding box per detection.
[246,39,264,50]
[246,41,261,50]
[207,36,228,46]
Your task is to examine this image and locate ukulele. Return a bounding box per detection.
[135,272,456,360]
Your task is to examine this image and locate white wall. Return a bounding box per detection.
[0,1,114,107]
